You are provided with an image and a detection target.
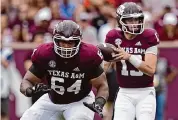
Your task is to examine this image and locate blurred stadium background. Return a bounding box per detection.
[1,0,178,120]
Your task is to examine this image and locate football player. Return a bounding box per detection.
[105,2,159,120]
[20,20,108,120]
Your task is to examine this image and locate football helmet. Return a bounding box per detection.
[53,20,82,58]
[116,2,144,34]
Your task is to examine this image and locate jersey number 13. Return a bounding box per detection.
[121,55,143,76]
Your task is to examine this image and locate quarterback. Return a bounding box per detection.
[105,2,159,120]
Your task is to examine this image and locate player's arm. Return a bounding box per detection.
[128,45,158,76]
[137,51,157,76]
[103,61,111,72]
[83,65,109,118]
[103,61,116,73]
[111,45,158,76]
[20,64,50,97]
[90,50,109,100]
[90,71,109,101]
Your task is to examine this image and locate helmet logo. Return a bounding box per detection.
[49,60,56,68]
[117,5,125,15]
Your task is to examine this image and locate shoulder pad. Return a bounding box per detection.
[105,29,122,43]
[80,43,103,66]
[142,28,158,38]
[106,29,120,38]
[31,43,53,64]
[142,28,160,46]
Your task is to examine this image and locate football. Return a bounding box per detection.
[97,43,116,61]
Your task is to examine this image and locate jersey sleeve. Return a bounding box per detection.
[31,46,42,65]
[30,45,46,78]
[105,29,116,44]
[93,46,104,65]
[145,29,160,55]
[147,29,160,47]
[89,46,104,79]
[145,45,158,55]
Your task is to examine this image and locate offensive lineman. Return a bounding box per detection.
[20,20,108,120]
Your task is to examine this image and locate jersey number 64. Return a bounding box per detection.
[51,77,82,95]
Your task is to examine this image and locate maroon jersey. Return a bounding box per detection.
[31,42,103,104]
[105,28,159,88]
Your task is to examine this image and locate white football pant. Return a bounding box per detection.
[113,87,156,120]
[20,91,95,120]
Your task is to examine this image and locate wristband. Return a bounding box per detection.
[128,55,142,68]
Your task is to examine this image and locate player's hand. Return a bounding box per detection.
[109,45,131,62]
[25,83,51,97]
[83,97,106,118]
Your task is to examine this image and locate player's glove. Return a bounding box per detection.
[25,83,51,97]
[83,97,106,118]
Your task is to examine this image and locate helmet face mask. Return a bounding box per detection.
[116,2,145,35]
[53,20,82,58]
[120,13,144,34]
[53,36,81,58]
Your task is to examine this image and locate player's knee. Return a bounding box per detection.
[140,103,155,113]
[137,104,155,120]
[20,109,43,120]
